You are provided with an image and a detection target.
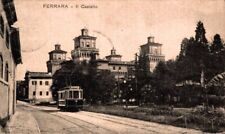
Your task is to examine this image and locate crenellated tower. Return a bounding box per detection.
[46,44,67,74]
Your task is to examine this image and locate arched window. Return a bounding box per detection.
[5,63,8,82]
[0,55,3,78]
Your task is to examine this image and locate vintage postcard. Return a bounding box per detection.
[1,0,225,133]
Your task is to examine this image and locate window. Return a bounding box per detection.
[113,66,115,70]
[73,91,79,98]
[86,42,90,47]
[0,16,4,37]
[6,29,9,48]
[69,91,72,98]
[0,56,3,78]
[4,63,8,82]
[40,91,42,96]
[32,81,37,85]
[119,66,121,70]
[33,91,36,96]
[45,81,49,85]
[53,54,56,60]
[62,93,64,99]
[81,41,84,47]
[59,93,62,99]
[46,91,49,96]
[40,81,42,85]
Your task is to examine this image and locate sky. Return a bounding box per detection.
[14,0,225,80]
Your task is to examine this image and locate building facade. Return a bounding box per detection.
[25,71,53,104]
[140,36,165,72]
[71,28,99,63]
[19,44,67,104]
[97,48,135,81]
[0,0,21,126]
[47,44,67,74]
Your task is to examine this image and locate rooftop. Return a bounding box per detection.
[26,71,52,78]
[140,42,163,47]
[109,61,135,66]
[75,35,97,40]
[49,49,67,54]
[74,28,97,40]
[49,44,67,54]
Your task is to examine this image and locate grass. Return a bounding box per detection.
[83,105,225,133]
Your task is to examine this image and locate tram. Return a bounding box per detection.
[57,86,83,111]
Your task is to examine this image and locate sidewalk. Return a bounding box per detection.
[5,102,40,134]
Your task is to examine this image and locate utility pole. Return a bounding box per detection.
[135,53,139,105]
[200,63,208,110]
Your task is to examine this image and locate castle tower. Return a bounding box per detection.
[46,44,67,74]
[105,47,122,61]
[71,28,99,63]
[140,36,165,72]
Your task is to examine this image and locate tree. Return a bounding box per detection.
[151,60,177,104]
[195,21,208,44]
[176,21,210,83]
[52,57,116,104]
[133,53,152,105]
[176,37,202,82]
[178,38,189,58]
[210,34,224,53]
[207,34,225,80]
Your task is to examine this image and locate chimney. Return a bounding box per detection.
[148,36,154,43]
[81,28,88,36]
[55,44,61,50]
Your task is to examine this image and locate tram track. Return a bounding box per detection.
[21,104,117,134]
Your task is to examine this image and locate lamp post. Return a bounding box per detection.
[123,80,128,108]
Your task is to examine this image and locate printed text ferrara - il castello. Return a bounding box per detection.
[43,3,98,9]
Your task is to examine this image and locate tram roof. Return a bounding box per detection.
[58,86,83,92]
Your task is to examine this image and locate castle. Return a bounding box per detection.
[17,28,165,103]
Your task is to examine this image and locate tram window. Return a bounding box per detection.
[69,91,72,98]
[59,93,62,99]
[64,91,67,98]
[73,91,79,98]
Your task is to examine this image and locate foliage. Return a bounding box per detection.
[176,21,210,82]
[84,105,225,132]
[132,53,152,104]
[52,58,116,104]
[210,34,224,53]
[146,21,225,106]
[151,60,177,104]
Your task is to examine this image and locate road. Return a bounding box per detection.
[10,102,202,134]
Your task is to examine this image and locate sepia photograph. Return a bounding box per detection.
[0,0,225,133]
